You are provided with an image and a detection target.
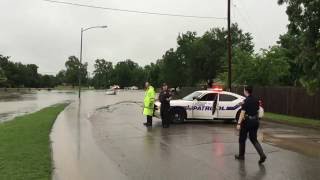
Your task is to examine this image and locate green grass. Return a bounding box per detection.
[0,103,68,180]
[264,112,320,129]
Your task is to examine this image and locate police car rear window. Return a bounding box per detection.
[199,93,217,101]
[219,94,237,101]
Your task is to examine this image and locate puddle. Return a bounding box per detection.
[272,134,307,138]
[263,132,320,157]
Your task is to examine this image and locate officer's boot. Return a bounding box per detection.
[147,116,153,126]
[235,143,245,160]
[253,142,266,164]
[144,116,152,127]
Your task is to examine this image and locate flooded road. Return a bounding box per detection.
[0,90,75,122]
[51,91,320,180]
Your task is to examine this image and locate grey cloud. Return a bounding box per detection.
[0,0,288,74]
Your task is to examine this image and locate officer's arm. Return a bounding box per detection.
[149,90,155,104]
[238,110,246,125]
[158,93,163,102]
[167,91,172,101]
[238,99,248,125]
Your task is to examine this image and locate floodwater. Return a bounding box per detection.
[51,90,320,180]
[0,90,75,122]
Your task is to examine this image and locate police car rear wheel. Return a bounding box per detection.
[171,109,186,124]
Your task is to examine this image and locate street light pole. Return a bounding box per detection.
[78,25,108,99]
[79,28,83,99]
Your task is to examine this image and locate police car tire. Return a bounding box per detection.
[171,108,186,124]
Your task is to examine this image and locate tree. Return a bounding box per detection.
[144,60,162,88]
[158,23,254,87]
[25,64,39,87]
[39,74,57,88]
[92,59,113,89]
[113,59,143,88]
[227,48,256,85]
[0,54,59,88]
[0,55,18,87]
[278,0,320,93]
[277,33,303,86]
[131,66,145,88]
[65,56,88,87]
[253,47,290,86]
[160,49,188,87]
[0,67,6,84]
[228,46,290,86]
[56,70,66,85]
[0,54,55,87]
[176,31,201,85]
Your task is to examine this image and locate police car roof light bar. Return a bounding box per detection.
[212,86,223,92]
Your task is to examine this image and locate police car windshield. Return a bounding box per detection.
[182,92,202,101]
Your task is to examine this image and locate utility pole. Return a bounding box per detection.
[227,0,232,92]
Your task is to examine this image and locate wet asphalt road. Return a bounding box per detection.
[51,91,320,180]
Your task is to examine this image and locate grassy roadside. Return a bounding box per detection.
[264,112,320,129]
[0,103,68,180]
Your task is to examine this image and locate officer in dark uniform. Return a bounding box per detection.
[235,86,267,164]
[159,83,172,128]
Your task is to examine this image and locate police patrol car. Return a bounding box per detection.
[154,88,264,123]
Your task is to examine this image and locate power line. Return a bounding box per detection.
[42,0,227,20]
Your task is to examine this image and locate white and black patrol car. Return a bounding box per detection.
[154,88,264,123]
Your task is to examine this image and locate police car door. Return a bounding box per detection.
[218,93,239,118]
[193,93,218,119]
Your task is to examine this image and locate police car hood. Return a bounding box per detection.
[170,99,190,106]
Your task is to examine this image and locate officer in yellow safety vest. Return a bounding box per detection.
[143,82,156,127]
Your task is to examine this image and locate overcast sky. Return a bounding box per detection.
[0,0,288,75]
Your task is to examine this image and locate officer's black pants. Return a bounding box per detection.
[239,120,259,144]
[239,119,265,157]
[161,106,170,128]
[146,115,152,125]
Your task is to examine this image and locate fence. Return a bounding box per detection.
[176,86,320,120]
[234,86,320,120]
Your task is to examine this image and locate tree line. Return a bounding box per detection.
[0,55,58,88]
[0,0,319,93]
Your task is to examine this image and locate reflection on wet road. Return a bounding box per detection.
[51,91,320,180]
